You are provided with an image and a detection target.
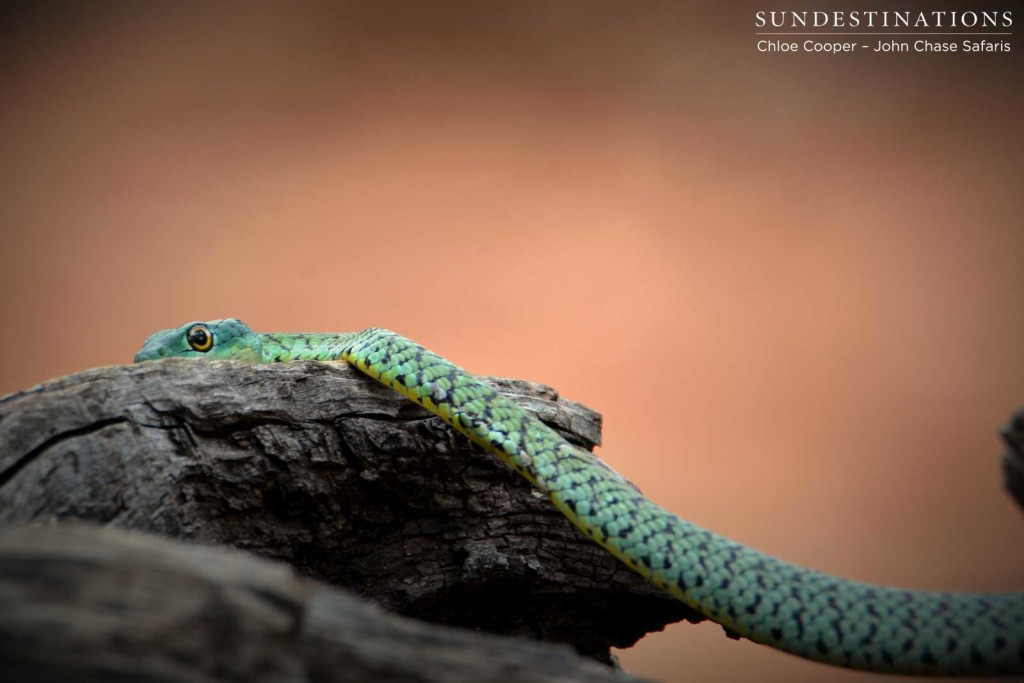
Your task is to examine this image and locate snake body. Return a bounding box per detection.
[135,319,1024,675]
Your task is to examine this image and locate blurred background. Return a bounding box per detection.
[1,2,1021,681]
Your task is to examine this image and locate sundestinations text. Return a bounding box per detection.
[755,10,1012,29]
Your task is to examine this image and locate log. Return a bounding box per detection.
[0,359,698,665]
[0,522,647,683]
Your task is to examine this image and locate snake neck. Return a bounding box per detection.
[257,332,358,362]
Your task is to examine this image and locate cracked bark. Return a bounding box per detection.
[0,359,698,680]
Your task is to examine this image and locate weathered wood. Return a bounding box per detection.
[0,522,647,683]
[0,359,698,663]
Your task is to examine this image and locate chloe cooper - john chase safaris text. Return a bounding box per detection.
[135,319,1024,676]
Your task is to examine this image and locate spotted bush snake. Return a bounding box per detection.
[134,319,1024,675]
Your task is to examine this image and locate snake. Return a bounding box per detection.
[134,318,1024,676]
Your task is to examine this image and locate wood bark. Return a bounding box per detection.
[0,359,699,677]
[0,522,648,683]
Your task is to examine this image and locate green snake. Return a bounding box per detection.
[134,319,1024,676]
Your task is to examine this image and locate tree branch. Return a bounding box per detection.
[1001,407,1024,511]
[0,359,698,665]
[0,522,648,683]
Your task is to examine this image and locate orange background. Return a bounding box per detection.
[2,3,1021,682]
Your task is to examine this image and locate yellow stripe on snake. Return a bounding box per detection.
[134,319,1024,676]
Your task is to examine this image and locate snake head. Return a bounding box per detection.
[134,318,264,363]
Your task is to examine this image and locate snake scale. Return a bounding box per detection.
[135,319,1024,676]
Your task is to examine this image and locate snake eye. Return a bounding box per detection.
[186,324,213,352]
